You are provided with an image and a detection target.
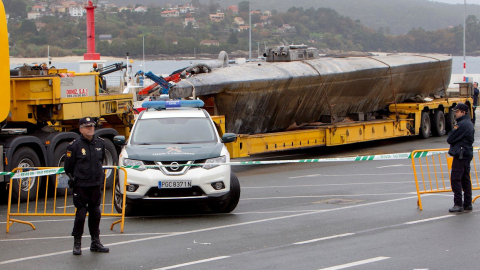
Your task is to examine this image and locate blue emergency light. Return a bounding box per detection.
[142,100,205,109]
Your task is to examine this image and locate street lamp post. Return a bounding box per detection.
[249,1,252,61]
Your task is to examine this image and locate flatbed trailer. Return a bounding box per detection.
[212,97,472,158]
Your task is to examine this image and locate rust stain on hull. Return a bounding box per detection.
[170,54,452,134]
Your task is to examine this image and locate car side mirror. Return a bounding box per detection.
[113,135,126,145]
[221,133,236,143]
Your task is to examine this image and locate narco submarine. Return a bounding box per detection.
[169,45,452,135]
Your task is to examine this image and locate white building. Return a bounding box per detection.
[27,12,42,20]
[134,6,147,12]
[69,5,84,17]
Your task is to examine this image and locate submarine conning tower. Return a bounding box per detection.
[263,45,320,62]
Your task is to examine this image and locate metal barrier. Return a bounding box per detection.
[6,167,127,233]
[411,148,480,210]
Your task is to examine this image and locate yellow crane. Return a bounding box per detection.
[0,1,134,201]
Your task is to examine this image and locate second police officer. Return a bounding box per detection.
[447,103,475,213]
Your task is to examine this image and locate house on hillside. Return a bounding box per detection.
[238,25,250,31]
[200,40,220,46]
[50,4,66,13]
[27,11,41,19]
[35,22,46,31]
[118,6,132,12]
[260,15,270,22]
[161,10,180,17]
[183,17,199,28]
[263,11,272,16]
[32,5,46,12]
[227,5,239,14]
[209,13,224,22]
[69,4,84,17]
[134,6,147,12]
[179,4,194,13]
[234,17,244,25]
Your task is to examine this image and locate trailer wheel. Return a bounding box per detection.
[432,110,446,136]
[420,112,431,139]
[11,147,41,202]
[445,110,456,132]
[208,171,241,213]
[52,142,72,196]
[103,139,119,189]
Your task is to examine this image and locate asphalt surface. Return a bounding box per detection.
[1,127,480,270]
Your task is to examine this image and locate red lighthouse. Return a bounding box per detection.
[83,1,100,60]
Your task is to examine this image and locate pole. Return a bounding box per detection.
[249,1,252,61]
[463,0,466,81]
[143,35,145,71]
[83,1,100,60]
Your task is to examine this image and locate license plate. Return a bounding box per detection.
[158,181,192,189]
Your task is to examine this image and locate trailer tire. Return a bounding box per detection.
[103,139,118,189]
[52,142,72,196]
[445,110,456,132]
[11,147,41,202]
[432,110,446,136]
[420,112,431,139]
[208,171,241,213]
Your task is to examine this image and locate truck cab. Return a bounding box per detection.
[114,100,239,215]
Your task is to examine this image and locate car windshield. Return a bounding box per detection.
[131,117,217,144]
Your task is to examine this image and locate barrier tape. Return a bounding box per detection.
[4,149,461,179]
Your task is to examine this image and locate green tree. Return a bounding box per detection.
[238,1,250,13]
[228,31,239,44]
[19,20,37,35]
[3,0,27,19]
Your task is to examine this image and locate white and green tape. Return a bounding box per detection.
[3,149,462,179]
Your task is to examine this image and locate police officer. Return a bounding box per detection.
[473,82,479,124]
[64,117,109,255]
[447,103,475,212]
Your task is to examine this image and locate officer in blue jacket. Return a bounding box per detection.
[64,117,110,255]
[447,103,475,212]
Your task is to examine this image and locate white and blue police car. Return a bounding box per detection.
[113,100,239,215]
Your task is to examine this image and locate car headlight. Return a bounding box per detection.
[123,158,146,171]
[203,156,227,169]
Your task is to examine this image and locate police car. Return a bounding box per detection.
[113,100,239,215]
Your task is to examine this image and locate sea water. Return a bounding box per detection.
[9,56,480,85]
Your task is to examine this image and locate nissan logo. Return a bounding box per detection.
[170,162,180,171]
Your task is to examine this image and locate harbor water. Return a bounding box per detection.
[8,56,480,87]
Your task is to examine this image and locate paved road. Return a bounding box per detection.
[1,132,480,270]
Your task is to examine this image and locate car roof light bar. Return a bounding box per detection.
[142,100,205,109]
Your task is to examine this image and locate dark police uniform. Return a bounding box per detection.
[447,104,475,212]
[64,117,109,255]
[473,86,479,124]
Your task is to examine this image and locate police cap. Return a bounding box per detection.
[453,103,469,112]
[79,117,95,127]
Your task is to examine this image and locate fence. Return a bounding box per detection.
[411,148,480,210]
[6,166,127,233]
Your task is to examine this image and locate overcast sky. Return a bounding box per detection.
[431,0,480,4]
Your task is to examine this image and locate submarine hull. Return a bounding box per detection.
[170,54,452,134]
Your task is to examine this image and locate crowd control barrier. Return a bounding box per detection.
[6,166,127,233]
[411,148,480,210]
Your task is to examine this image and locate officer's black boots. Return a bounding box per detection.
[73,236,82,255]
[90,235,109,253]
